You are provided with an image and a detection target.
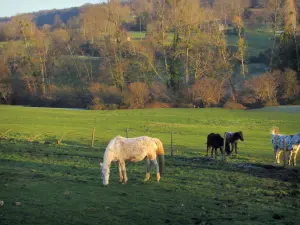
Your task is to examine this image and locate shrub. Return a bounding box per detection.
[47,85,84,108]
[106,104,118,110]
[223,100,246,110]
[149,82,171,103]
[125,82,150,108]
[145,101,171,108]
[191,78,225,108]
[264,100,279,107]
[88,82,123,105]
[278,69,299,100]
[245,72,280,104]
[88,97,105,110]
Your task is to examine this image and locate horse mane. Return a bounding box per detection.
[271,127,279,135]
[231,131,242,137]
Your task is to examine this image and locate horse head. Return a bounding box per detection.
[238,131,244,141]
[271,127,279,135]
[100,162,110,185]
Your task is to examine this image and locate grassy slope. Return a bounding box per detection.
[129,29,273,57]
[227,29,273,57]
[0,106,300,225]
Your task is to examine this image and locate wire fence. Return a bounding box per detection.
[0,126,206,157]
[1,126,293,167]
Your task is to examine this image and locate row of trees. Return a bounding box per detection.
[0,0,299,109]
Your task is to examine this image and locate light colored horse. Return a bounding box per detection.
[271,127,300,166]
[100,135,165,185]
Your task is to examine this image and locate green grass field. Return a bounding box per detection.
[129,29,273,57]
[0,106,300,225]
[227,29,273,57]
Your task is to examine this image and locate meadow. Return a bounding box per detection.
[0,105,300,225]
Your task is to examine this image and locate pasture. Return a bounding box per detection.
[0,106,300,225]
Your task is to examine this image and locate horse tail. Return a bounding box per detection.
[155,139,165,156]
[154,139,165,176]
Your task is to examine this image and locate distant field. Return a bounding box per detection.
[129,29,273,57]
[0,106,299,225]
[226,29,273,57]
[251,105,300,113]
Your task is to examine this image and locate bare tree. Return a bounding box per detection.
[262,0,282,71]
[233,15,247,77]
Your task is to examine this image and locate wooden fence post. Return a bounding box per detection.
[283,137,286,168]
[57,134,65,145]
[91,127,96,148]
[171,131,174,157]
[126,128,129,138]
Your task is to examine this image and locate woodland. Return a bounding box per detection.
[0,0,299,109]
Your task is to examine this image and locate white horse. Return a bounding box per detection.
[100,136,165,185]
[271,127,300,166]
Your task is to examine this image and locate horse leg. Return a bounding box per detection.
[151,159,160,182]
[235,143,238,154]
[120,161,128,184]
[220,147,224,161]
[274,148,278,164]
[118,161,124,183]
[206,146,209,157]
[214,148,217,159]
[294,146,300,166]
[144,157,151,181]
[274,148,281,164]
[288,151,292,166]
[277,150,282,164]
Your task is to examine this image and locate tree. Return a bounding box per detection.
[262,0,282,71]
[0,57,11,104]
[169,0,208,84]
[283,0,299,72]
[233,15,247,77]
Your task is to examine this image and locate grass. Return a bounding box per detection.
[0,105,300,225]
[128,29,273,57]
[227,29,273,57]
[252,106,300,113]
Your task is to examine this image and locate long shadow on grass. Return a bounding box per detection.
[1,140,300,184]
[168,154,300,184]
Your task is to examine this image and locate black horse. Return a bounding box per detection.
[206,133,224,158]
[224,131,244,155]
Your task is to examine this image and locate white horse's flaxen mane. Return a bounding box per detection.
[271,127,300,166]
[100,136,165,185]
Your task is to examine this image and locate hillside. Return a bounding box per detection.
[0,0,264,27]
[0,6,81,27]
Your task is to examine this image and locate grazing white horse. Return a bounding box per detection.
[271,127,300,166]
[100,136,165,185]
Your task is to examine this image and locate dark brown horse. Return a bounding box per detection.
[206,133,224,158]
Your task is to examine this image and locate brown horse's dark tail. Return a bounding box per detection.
[155,139,165,176]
